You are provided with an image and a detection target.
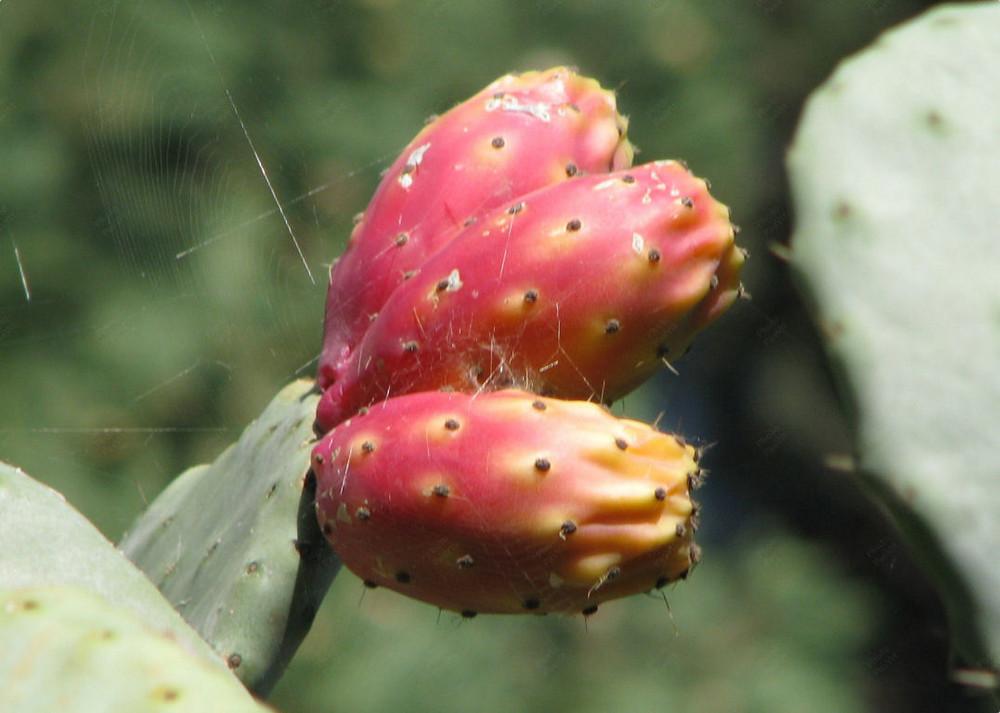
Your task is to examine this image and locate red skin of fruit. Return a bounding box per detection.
[312,389,699,615]
[314,161,742,433]
[318,67,633,391]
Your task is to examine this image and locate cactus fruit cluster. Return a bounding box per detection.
[313,68,744,617]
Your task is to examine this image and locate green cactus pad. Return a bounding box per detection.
[0,585,272,713]
[119,379,340,696]
[0,461,221,668]
[788,2,1000,682]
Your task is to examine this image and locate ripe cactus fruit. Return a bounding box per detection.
[318,67,633,390]
[312,389,700,615]
[315,161,742,432]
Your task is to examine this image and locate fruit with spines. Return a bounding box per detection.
[312,389,700,615]
[315,161,742,432]
[319,67,633,390]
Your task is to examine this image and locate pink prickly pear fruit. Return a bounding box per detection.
[318,67,633,390]
[312,389,700,616]
[314,160,742,432]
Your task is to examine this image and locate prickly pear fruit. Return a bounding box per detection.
[315,161,742,432]
[312,389,700,616]
[318,67,633,390]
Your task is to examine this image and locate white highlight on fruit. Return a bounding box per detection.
[445,268,463,291]
[485,95,552,122]
[631,232,645,254]
[398,142,432,189]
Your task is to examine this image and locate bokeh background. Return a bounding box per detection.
[0,1,992,711]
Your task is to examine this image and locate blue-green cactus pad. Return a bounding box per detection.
[120,379,340,695]
[789,2,1000,681]
[0,461,221,668]
[0,585,272,713]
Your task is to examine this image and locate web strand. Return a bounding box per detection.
[185,2,315,284]
[11,239,30,301]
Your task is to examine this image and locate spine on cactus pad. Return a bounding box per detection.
[318,67,633,391]
[312,389,701,616]
[315,160,743,433]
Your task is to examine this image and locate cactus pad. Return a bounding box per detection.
[119,379,340,696]
[0,461,221,668]
[0,585,272,713]
[789,2,1000,680]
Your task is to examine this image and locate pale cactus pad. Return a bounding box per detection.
[315,161,742,432]
[318,67,633,390]
[312,389,700,616]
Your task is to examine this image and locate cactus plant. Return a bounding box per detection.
[318,67,633,391]
[316,161,742,432]
[312,389,700,616]
[789,1,1000,685]
[0,63,745,708]
[0,585,273,713]
[119,379,339,696]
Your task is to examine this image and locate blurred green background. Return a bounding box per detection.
[0,0,992,711]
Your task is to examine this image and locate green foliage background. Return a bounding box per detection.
[0,1,990,711]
